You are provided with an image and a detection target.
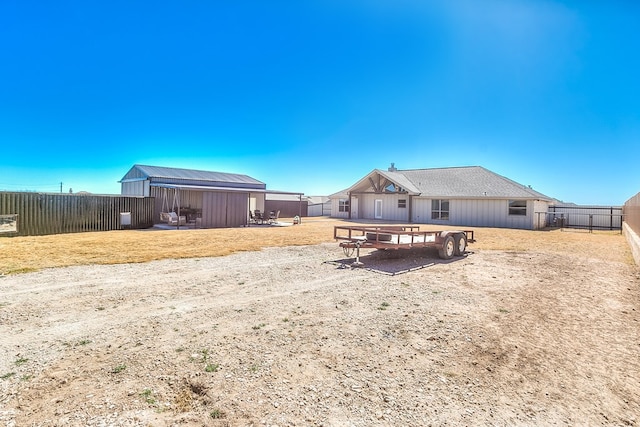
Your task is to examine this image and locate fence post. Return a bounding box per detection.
[610,207,613,230]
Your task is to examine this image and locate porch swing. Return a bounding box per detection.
[159,187,186,226]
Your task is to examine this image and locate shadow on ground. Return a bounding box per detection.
[325,247,469,276]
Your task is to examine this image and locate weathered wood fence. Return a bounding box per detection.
[0,192,155,236]
[624,192,640,236]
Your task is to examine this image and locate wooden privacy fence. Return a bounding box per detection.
[0,192,155,236]
[624,192,640,236]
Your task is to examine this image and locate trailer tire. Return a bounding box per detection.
[438,235,455,260]
[454,233,467,256]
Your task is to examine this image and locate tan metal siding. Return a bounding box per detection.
[121,180,146,196]
[625,193,640,235]
[201,192,248,228]
[264,200,307,218]
[227,192,249,227]
[202,192,227,228]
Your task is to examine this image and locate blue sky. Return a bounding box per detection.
[1,1,638,205]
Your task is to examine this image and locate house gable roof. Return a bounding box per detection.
[120,164,266,190]
[341,166,552,200]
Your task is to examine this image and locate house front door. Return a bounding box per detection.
[374,199,382,219]
[351,197,358,219]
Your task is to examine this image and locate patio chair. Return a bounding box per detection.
[254,210,264,225]
[167,211,187,226]
[269,210,280,224]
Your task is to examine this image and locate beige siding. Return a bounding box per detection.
[413,198,536,229]
[533,200,549,229]
[330,198,349,219]
[358,194,410,221]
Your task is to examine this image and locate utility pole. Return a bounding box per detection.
[60,182,63,193]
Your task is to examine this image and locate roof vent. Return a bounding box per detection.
[388,163,397,172]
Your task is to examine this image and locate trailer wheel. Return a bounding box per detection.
[438,235,455,260]
[454,233,467,256]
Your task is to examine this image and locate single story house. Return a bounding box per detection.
[119,164,302,228]
[329,164,553,230]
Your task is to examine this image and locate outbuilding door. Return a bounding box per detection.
[202,192,248,228]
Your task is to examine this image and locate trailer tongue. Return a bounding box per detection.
[334,225,475,266]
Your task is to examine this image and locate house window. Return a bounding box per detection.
[509,200,527,216]
[431,199,449,220]
[339,199,350,213]
[385,184,405,193]
[398,199,407,209]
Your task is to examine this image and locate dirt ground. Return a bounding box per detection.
[0,224,639,426]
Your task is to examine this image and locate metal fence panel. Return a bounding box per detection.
[547,205,623,231]
[0,192,155,236]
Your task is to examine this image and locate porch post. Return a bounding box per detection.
[176,188,181,230]
[408,195,413,223]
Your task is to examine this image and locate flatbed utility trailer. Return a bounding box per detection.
[334,225,475,266]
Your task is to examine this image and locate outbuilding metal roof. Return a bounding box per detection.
[121,164,265,189]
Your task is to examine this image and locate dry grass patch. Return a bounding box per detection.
[0,218,631,275]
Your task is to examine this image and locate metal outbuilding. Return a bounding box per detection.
[120,164,301,228]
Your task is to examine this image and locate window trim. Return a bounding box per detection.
[398,199,407,209]
[431,199,450,220]
[508,200,527,216]
[338,199,350,213]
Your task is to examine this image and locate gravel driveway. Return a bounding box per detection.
[1,242,639,426]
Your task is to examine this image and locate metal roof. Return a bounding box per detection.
[122,164,265,188]
[341,166,553,200]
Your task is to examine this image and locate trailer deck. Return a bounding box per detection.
[334,225,475,265]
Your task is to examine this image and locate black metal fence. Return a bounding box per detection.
[0,192,155,236]
[545,205,623,232]
[624,193,640,236]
